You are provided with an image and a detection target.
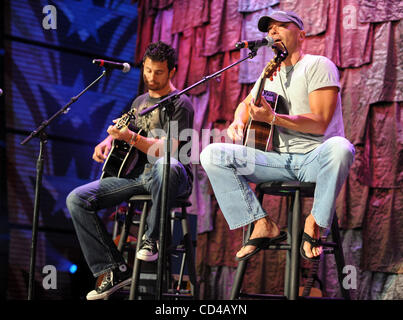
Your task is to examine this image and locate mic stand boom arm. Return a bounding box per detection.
[139,49,258,117]
[138,48,259,300]
[21,68,111,300]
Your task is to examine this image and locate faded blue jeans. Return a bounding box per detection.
[200,136,355,230]
[66,158,192,277]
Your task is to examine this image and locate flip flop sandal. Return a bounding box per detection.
[300,232,322,261]
[236,231,287,261]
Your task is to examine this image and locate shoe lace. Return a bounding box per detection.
[142,238,156,251]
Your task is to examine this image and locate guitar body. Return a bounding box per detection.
[243,91,281,152]
[101,139,140,179]
[243,120,272,151]
[99,108,144,179]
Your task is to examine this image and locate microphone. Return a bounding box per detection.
[92,59,131,73]
[235,36,275,49]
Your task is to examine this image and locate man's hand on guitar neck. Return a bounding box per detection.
[93,119,134,164]
[249,98,275,125]
[107,118,133,143]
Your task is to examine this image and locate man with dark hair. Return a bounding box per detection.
[201,11,355,262]
[143,40,177,71]
[66,41,194,300]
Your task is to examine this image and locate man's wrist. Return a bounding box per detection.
[129,131,140,146]
[270,112,277,125]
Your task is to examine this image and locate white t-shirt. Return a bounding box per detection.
[250,54,345,154]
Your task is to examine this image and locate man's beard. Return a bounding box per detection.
[143,75,167,91]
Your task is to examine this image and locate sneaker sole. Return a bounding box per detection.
[86,277,132,300]
[136,251,158,262]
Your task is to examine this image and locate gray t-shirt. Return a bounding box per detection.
[251,54,345,154]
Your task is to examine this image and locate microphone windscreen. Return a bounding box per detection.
[122,63,131,73]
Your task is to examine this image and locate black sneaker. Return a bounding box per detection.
[136,237,158,262]
[86,264,132,300]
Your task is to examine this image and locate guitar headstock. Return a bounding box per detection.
[262,41,289,81]
[115,109,136,130]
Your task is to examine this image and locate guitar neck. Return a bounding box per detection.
[254,77,267,106]
[116,109,136,130]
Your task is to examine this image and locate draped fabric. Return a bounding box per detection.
[238,0,279,13]
[281,0,329,36]
[358,0,403,23]
[133,0,403,299]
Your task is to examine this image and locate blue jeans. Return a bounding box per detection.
[66,158,192,277]
[200,136,355,230]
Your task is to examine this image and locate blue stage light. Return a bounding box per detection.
[69,264,77,274]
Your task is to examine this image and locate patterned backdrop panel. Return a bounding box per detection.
[5,0,138,61]
[5,39,140,143]
[3,0,141,299]
[6,132,105,229]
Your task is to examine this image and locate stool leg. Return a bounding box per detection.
[112,206,120,240]
[289,190,301,300]
[230,260,248,300]
[117,207,134,252]
[284,195,293,298]
[230,223,252,300]
[181,207,199,299]
[129,201,148,300]
[176,252,187,293]
[330,214,351,300]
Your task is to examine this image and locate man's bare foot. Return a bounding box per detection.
[302,213,323,259]
[236,216,281,259]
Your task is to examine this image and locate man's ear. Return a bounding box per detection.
[169,67,176,79]
[299,30,306,42]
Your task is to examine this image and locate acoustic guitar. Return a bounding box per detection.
[101,109,144,179]
[243,42,288,151]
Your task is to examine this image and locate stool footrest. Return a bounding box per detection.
[264,243,291,250]
[321,241,338,248]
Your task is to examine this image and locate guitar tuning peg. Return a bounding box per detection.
[273,71,277,76]
[270,76,273,81]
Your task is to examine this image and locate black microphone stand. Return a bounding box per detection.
[21,68,111,300]
[139,48,259,300]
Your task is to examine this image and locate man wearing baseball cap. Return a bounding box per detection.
[258,10,304,32]
[201,10,355,263]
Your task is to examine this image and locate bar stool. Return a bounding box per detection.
[116,194,198,300]
[230,181,350,300]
